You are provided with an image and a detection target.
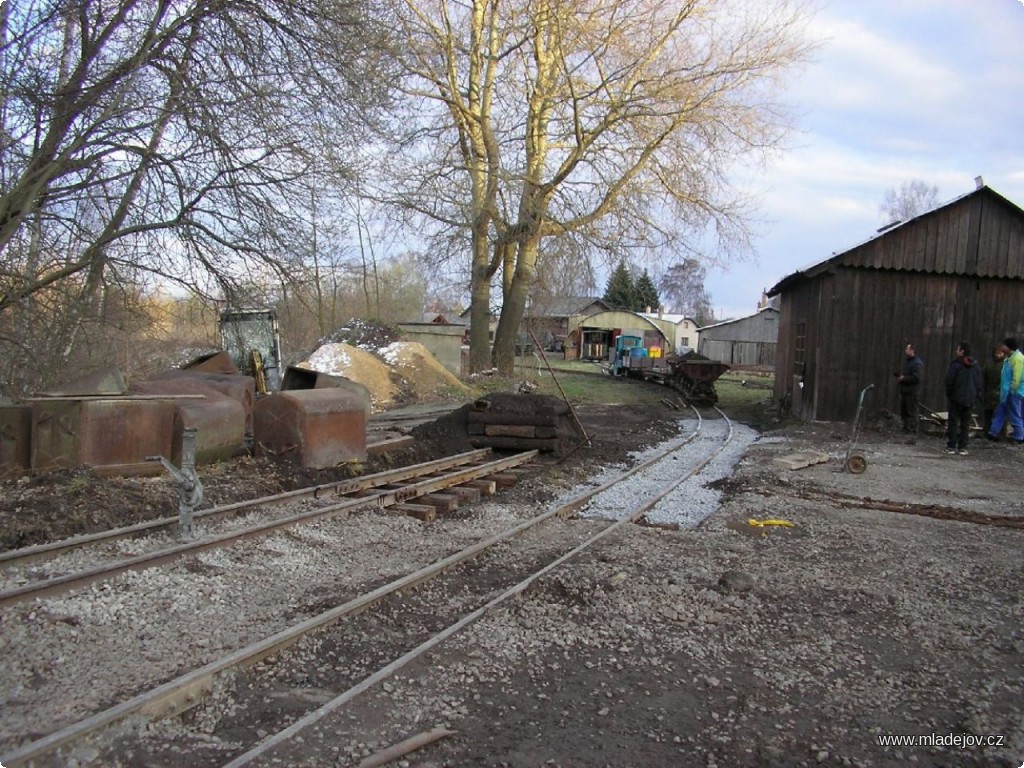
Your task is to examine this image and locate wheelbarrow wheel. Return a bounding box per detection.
[845,453,868,474]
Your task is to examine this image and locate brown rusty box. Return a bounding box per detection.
[131,378,247,465]
[0,404,32,478]
[280,366,371,417]
[182,350,240,375]
[253,389,367,468]
[30,399,175,472]
[152,369,256,439]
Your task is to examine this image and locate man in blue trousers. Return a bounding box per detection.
[987,337,1024,444]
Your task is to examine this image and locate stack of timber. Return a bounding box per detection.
[467,393,583,454]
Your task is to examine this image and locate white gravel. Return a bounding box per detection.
[573,418,759,527]
[5,418,1022,768]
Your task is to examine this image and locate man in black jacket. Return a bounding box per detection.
[897,343,924,442]
[944,342,981,455]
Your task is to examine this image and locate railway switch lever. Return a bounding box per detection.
[146,428,204,539]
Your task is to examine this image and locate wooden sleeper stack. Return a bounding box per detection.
[466,393,583,454]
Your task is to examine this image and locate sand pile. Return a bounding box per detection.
[299,341,471,412]
[379,342,473,401]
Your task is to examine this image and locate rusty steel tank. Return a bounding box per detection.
[253,388,367,468]
[131,377,247,465]
[29,397,176,474]
[0,403,33,478]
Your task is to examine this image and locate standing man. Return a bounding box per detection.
[987,337,1024,444]
[896,343,924,443]
[944,342,981,455]
[981,344,1006,437]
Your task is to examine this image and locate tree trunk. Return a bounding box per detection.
[492,236,538,373]
[468,226,492,373]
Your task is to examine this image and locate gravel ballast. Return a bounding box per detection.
[2,408,1022,768]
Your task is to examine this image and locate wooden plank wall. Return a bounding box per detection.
[702,340,776,368]
[842,191,1024,278]
[777,268,1024,422]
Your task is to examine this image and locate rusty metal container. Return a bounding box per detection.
[151,369,256,439]
[182,351,240,375]
[30,398,175,473]
[41,367,127,397]
[131,379,247,465]
[253,389,367,468]
[280,365,372,417]
[0,404,32,478]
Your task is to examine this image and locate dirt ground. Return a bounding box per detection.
[386,409,1023,768]
[0,389,678,550]
[1,385,1022,767]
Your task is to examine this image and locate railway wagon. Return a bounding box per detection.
[664,354,731,405]
[612,346,730,406]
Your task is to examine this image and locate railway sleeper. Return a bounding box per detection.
[388,503,438,522]
[462,479,497,495]
[415,492,460,513]
[448,486,482,504]
[485,472,520,488]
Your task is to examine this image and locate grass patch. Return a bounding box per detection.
[714,372,777,429]
[462,357,780,427]
[467,364,667,407]
[533,370,669,406]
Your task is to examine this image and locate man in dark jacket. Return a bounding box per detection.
[944,342,982,455]
[897,343,924,442]
[981,344,1006,436]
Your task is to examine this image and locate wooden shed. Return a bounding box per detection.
[768,184,1024,422]
[697,307,778,370]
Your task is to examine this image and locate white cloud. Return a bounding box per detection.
[702,0,1024,316]
[799,15,957,113]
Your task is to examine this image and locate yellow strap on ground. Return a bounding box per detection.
[747,518,795,528]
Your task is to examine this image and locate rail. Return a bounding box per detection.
[0,408,733,768]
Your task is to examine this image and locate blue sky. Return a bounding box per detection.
[704,0,1024,320]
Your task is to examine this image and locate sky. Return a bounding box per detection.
[704,0,1024,320]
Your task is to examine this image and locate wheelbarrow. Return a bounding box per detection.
[844,384,875,474]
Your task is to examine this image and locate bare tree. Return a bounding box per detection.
[0,0,390,394]
[383,0,813,373]
[660,259,715,325]
[880,180,941,223]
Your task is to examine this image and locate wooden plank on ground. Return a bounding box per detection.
[772,451,830,471]
[484,424,537,438]
[469,436,561,452]
[388,503,437,522]
[367,436,415,455]
[416,492,460,512]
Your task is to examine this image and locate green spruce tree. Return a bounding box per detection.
[603,261,638,310]
[636,269,660,312]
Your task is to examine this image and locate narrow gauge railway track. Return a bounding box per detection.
[0,449,536,607]
[1,408,733,768]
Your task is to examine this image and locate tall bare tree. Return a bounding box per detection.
[0,0,390,393]
[880,180,941,223]
[383,0,813,372]
[660,258,715,325]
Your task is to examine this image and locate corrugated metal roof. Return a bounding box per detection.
[639,312,698,325]
[530,296,611,318]
[697,306,778,332]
